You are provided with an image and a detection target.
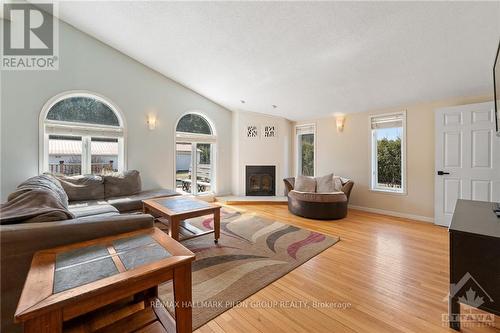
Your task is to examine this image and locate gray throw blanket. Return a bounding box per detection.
[1,175,74,225]
[0,188,74,224]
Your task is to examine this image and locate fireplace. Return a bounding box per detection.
[246,165,276,196]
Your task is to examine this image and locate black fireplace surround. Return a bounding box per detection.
[246,165,276,196]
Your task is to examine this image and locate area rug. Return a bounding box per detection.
[158,207,339,329]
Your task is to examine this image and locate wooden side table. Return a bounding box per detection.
[143,197,221,243]
[14,227,195,333]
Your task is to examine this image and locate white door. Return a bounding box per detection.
[435,102,500,226]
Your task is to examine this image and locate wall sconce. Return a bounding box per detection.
[147,114,157,130]
[336,115,345,132]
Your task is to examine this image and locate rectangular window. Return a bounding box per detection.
[47,135,122,176]
[370,112,406,194]
[196,143,213,194]
[90,137,119,174]
[296,124,315,177]
[175,142,214,195]
[48,135,82,176]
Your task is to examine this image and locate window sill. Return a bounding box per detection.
[369,188,407,196]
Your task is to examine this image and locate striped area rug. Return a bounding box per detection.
[158,207,339,329]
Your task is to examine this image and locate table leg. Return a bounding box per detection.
[24,310,62,333]
[449,294,460,331]
[173,264,192,333]
[170,216,180,241]
[134,286,159,307]
[214,209,220,243]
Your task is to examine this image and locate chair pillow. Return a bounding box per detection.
[315,173,335,193]
[333,176,343,192]
[295,175,316,192]
[103,170,142,198]
[55,174,105,201]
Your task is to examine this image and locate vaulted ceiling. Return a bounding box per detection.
[58,1,500,120]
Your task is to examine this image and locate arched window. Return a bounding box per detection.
[176,113,212,135]
[175,113,216,194]
[40,92,126,176]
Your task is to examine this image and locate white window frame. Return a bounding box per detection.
[369,111,407,195]
[174,111,217,195]
[39,90,127,175]
[295,123,316,177]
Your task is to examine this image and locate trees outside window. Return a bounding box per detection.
[370,113,406,193]
[296,124,315,177]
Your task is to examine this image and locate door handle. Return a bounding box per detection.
[437,171,450,176]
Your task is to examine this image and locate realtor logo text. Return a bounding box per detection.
[1,2,59,70]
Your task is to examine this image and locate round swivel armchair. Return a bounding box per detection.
[283,177,354,220]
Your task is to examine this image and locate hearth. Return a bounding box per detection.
[246,165,276,196]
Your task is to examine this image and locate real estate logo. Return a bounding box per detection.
[1,1,59,70]
[442,272,495,328]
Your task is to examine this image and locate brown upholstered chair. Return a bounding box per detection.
[283,177,354,220]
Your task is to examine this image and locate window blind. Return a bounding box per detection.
[45,123,123,138]
[296,124,315,135]
[371,113,404,129]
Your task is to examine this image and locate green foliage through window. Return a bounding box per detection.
[300,134,314,176]
[198,143,211,164]
[176,114,212,135]
[377,137,402,187]
[47,97,120,126]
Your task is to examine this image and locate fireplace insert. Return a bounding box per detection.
[245,165,276,196]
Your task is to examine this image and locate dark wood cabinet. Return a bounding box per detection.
[449,200,500,330]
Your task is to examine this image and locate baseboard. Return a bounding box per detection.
[348,205,434,223]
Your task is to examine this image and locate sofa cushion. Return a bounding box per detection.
[294,175,316,192]
[55,175,105,201]
[289,190,347,203]
[103,170,142,198]
[106,188,179,212]
[316,174,335,193]
[69,203,119,218]
[10,174,69,208]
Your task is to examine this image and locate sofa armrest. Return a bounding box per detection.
[0,213,154,333]
[1,213,154,258]
[283,177,295,196]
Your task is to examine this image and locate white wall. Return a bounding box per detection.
[0,19,233,200]
[293,95,493,220]
[232,111,292,196]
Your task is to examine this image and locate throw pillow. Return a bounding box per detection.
[315,173,335,193]
[103,170,142,198]
[295,175,316,192]
[55,174,105,201]
[333,176,343,192]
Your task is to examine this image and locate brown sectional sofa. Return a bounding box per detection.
[284,176,354,220]
[0,170,178,333]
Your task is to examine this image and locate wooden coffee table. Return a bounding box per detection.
[143,196,221,243]
[14,227,195,333]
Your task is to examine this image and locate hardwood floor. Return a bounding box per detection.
[195,205,499,333]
